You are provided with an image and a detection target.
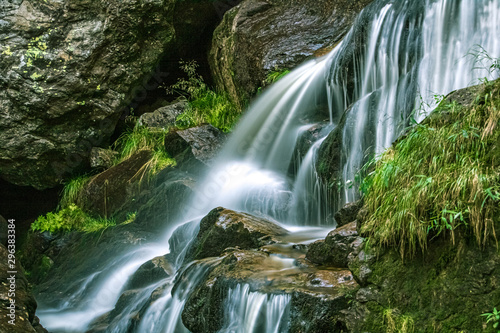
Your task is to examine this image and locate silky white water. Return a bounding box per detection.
[37,0,500,332]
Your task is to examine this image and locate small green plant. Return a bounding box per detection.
[467,45,500,77]
[481,307,500,332]
[32,204,116,233]
[167,60,241,132]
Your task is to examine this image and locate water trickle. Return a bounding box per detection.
[219,284,291,333]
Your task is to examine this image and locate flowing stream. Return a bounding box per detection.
[37,0,500,332]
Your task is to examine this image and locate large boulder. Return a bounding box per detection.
[0,244,47,333]
[209,0,373,106]
[185,207,288,262]
[0,0,176,189]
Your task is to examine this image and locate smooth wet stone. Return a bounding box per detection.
[185,207,289,262]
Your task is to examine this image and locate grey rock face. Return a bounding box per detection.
[0,0,176,189]
[137,99,188,129]
[209,0,373,107]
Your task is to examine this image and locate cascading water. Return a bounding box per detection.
[37,0,500,332]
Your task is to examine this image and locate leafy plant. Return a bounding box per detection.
[481,307,500,332]
[362,79,500,257]
[32,204,116,233]
[167,60,241,132]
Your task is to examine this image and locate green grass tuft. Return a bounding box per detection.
[168,60,241,132]
[60,174,91,208]
[113,125,176,180]
[362,80,500,257]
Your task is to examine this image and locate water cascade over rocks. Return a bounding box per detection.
[36,0,500,332]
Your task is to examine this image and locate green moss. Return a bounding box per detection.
[31,203,116,233]
[362,80,500,257]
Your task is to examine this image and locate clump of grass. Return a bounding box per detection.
[32,204,116,233]
[362,80,500,257]
[167,60,241,132]
[113,125,176,180]
[383,308,415,333]
[60,174,91,208]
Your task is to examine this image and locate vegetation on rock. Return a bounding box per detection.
[31,204,116,233]
[168,60,241,132]
[362,79,500,257]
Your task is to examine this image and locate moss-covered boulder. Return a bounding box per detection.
[185,207,289,262]
[209,0,373,107]
[0,0,178,189]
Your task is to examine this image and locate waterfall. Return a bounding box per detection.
[37,0,500,332]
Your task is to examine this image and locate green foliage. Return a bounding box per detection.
[362,80,500,257]
[60,174,91,208]
[383,308,414,333]
[113,125,176,179]
[264,69,290,85]
[167,60,241,132]
[32,204,116,233]
[482,307,500,332]
[468,45,500,77]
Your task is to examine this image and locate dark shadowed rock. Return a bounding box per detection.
[164,124,226,166]
[137,99,187,129]
[89,148,119,171]
[0,215,7,246]
[210,0,373,106]
[306,222,362,268]
[80,150,153,218]
[125,256,173,290]
[334,199,363,227]
[0,244,48,332]
[0,0,177,189]
[186,207,288,262]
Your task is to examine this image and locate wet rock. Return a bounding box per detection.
[125,256,173,290]
[0,244,48,332]
[185,207,289,262]
[347,249,376,286]
[0,0,177,189]
[89,148,119,171]
[306,222,361,268]
[182,248,359,332]
[334,199,363,228]
[137,99,187,129]
[80,150,153,218]
[210,0,373,106]
[164,124,226,166]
